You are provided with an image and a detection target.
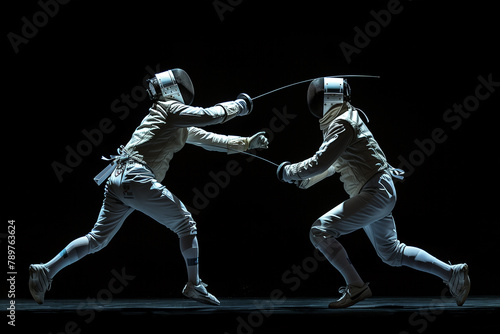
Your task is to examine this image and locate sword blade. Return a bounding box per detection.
[230,149,279,167]
[252,74,380,100]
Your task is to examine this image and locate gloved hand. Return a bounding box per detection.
[248,131,269,150]
[236,93,253,116]
[276,161,291,182]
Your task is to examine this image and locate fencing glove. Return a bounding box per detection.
[248,131,269,149]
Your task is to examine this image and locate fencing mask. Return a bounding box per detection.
[146,68,194,105]
[307,77,351,118]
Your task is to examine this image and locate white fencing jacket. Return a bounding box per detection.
[122,99,250,182]
[283,102,390,197]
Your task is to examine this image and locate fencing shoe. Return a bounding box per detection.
[29,264,52,304]
[182,281,220,306]
[445,263,470,306]
[328,282,372,309]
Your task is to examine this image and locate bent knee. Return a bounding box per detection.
[377,240,406,267]
[309,219,339,247]
[86,233,110,254]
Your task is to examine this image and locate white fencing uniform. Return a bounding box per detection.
[279,101,469,307]
[281,102,406,266]
[88,98,254,253]
[31,96,262,306]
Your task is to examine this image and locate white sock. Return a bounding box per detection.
[180,235,200,285]
[402,246,452,281]
[44,236,90,279]
[317,237,364,287]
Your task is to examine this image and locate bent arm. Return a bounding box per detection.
[296,165,336,189]
[284,121,354,181]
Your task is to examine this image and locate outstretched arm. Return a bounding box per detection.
[186,127,268,154]
[155,97,250,128]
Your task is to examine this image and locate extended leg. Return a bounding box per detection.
[365,216,470,306]
[44,236,90,279]
[402,246,452,281]
[29,236,91,304]
[29,182,133,304]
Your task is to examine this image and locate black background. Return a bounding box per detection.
[4,0,499,302]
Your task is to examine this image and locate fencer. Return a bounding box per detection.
[29,68,269,306]
[276,77,470,308]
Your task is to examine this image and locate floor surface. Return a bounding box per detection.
[5,296,499,333]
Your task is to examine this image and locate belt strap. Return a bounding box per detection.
[388,164,405,181]
[93,146,137,186]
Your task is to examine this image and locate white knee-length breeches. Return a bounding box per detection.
[310,172,406,267]
[87,161,197,253]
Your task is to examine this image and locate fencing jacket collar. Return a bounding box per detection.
[319,102,350,130]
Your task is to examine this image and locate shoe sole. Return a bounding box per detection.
[182,291,220,306]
